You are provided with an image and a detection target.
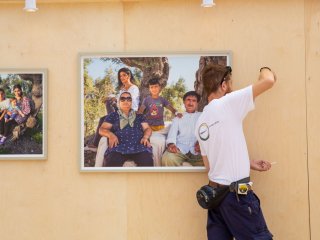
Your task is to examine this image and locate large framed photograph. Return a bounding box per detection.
[0,69,47,160]
[80,52,231,172]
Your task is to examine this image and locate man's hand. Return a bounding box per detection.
[253,67,276,100]
[194,141,201,153]
[250,159,272,172]
[108,133,119,148]
[167,143,179,153]
[175,112,183,118]
[259,67,276,82]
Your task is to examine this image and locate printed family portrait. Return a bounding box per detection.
[0,69,47,160]
[80,53,231,171]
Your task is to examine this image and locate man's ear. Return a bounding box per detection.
[221,81,228,93]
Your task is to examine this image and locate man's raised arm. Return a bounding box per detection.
[252,67,277,100]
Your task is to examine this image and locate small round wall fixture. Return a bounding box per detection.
[24,0,38,12]
[201,0,216,7]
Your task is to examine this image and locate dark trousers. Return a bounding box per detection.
[3,119,18,137]
[0,114,5,135]
[104,151,154,167]
[5,113,17,120]
[207,191,273,240]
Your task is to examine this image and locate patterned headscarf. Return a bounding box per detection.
[118,109,136,129]
[117,91,136,129]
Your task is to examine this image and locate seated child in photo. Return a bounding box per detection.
[5,98,25,123]
[138,78,182,166]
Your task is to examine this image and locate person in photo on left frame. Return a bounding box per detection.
[1,84,31,145]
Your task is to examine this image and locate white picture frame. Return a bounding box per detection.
[80,52,232,172]
[0,69,47,160]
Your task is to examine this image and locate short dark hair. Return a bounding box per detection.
[183,91,200,102]
[202,64,232,95]
[148,78,160,86]
[0,88,5,94]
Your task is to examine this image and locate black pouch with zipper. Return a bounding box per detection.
[196,184,229,210]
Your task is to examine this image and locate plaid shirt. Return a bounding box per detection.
[15,97,31,124]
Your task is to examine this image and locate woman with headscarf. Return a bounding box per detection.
[99,91,153,167]
[90,67,140,149]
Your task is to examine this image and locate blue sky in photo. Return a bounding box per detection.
[86,56,200,91]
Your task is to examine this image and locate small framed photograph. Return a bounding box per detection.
[0,69,47,160]
[80,52,231,172]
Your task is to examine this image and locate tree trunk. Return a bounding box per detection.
[18,74,43,116]
[194,56,228,111]
[119,57,169,101]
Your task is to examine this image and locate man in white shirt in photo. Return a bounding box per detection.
[195,65,276,240]
[161,91,203,167]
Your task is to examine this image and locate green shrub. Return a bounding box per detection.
[0,148,11,154]
[32,132,43,144]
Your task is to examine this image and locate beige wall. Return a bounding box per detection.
[306,0,320,239]
[0,0,318,239]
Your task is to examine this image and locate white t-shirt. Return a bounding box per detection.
[118,85,140,111]
[195,86,255,185]
[0,99,10,111]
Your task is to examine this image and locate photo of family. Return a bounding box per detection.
[0,70,47,160]
[80,53,231,171]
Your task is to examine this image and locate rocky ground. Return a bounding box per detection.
[84,149,97,167]
[0,135,43,155]
[83,134,97,167]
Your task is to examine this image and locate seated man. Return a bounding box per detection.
[161,91,204,167]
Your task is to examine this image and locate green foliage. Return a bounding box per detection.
[32,132,43,144]
[84,60,117,137]
[132,68,142,87]
[36,112,43,129]
[0,148,11,154]
[161,78,187,121]
[0,74,33,98]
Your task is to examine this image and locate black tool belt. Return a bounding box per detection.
[196,177,251,210]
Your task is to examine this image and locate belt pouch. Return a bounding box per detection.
[196,184,229,210]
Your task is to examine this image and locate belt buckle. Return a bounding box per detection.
[237,183,249,195]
